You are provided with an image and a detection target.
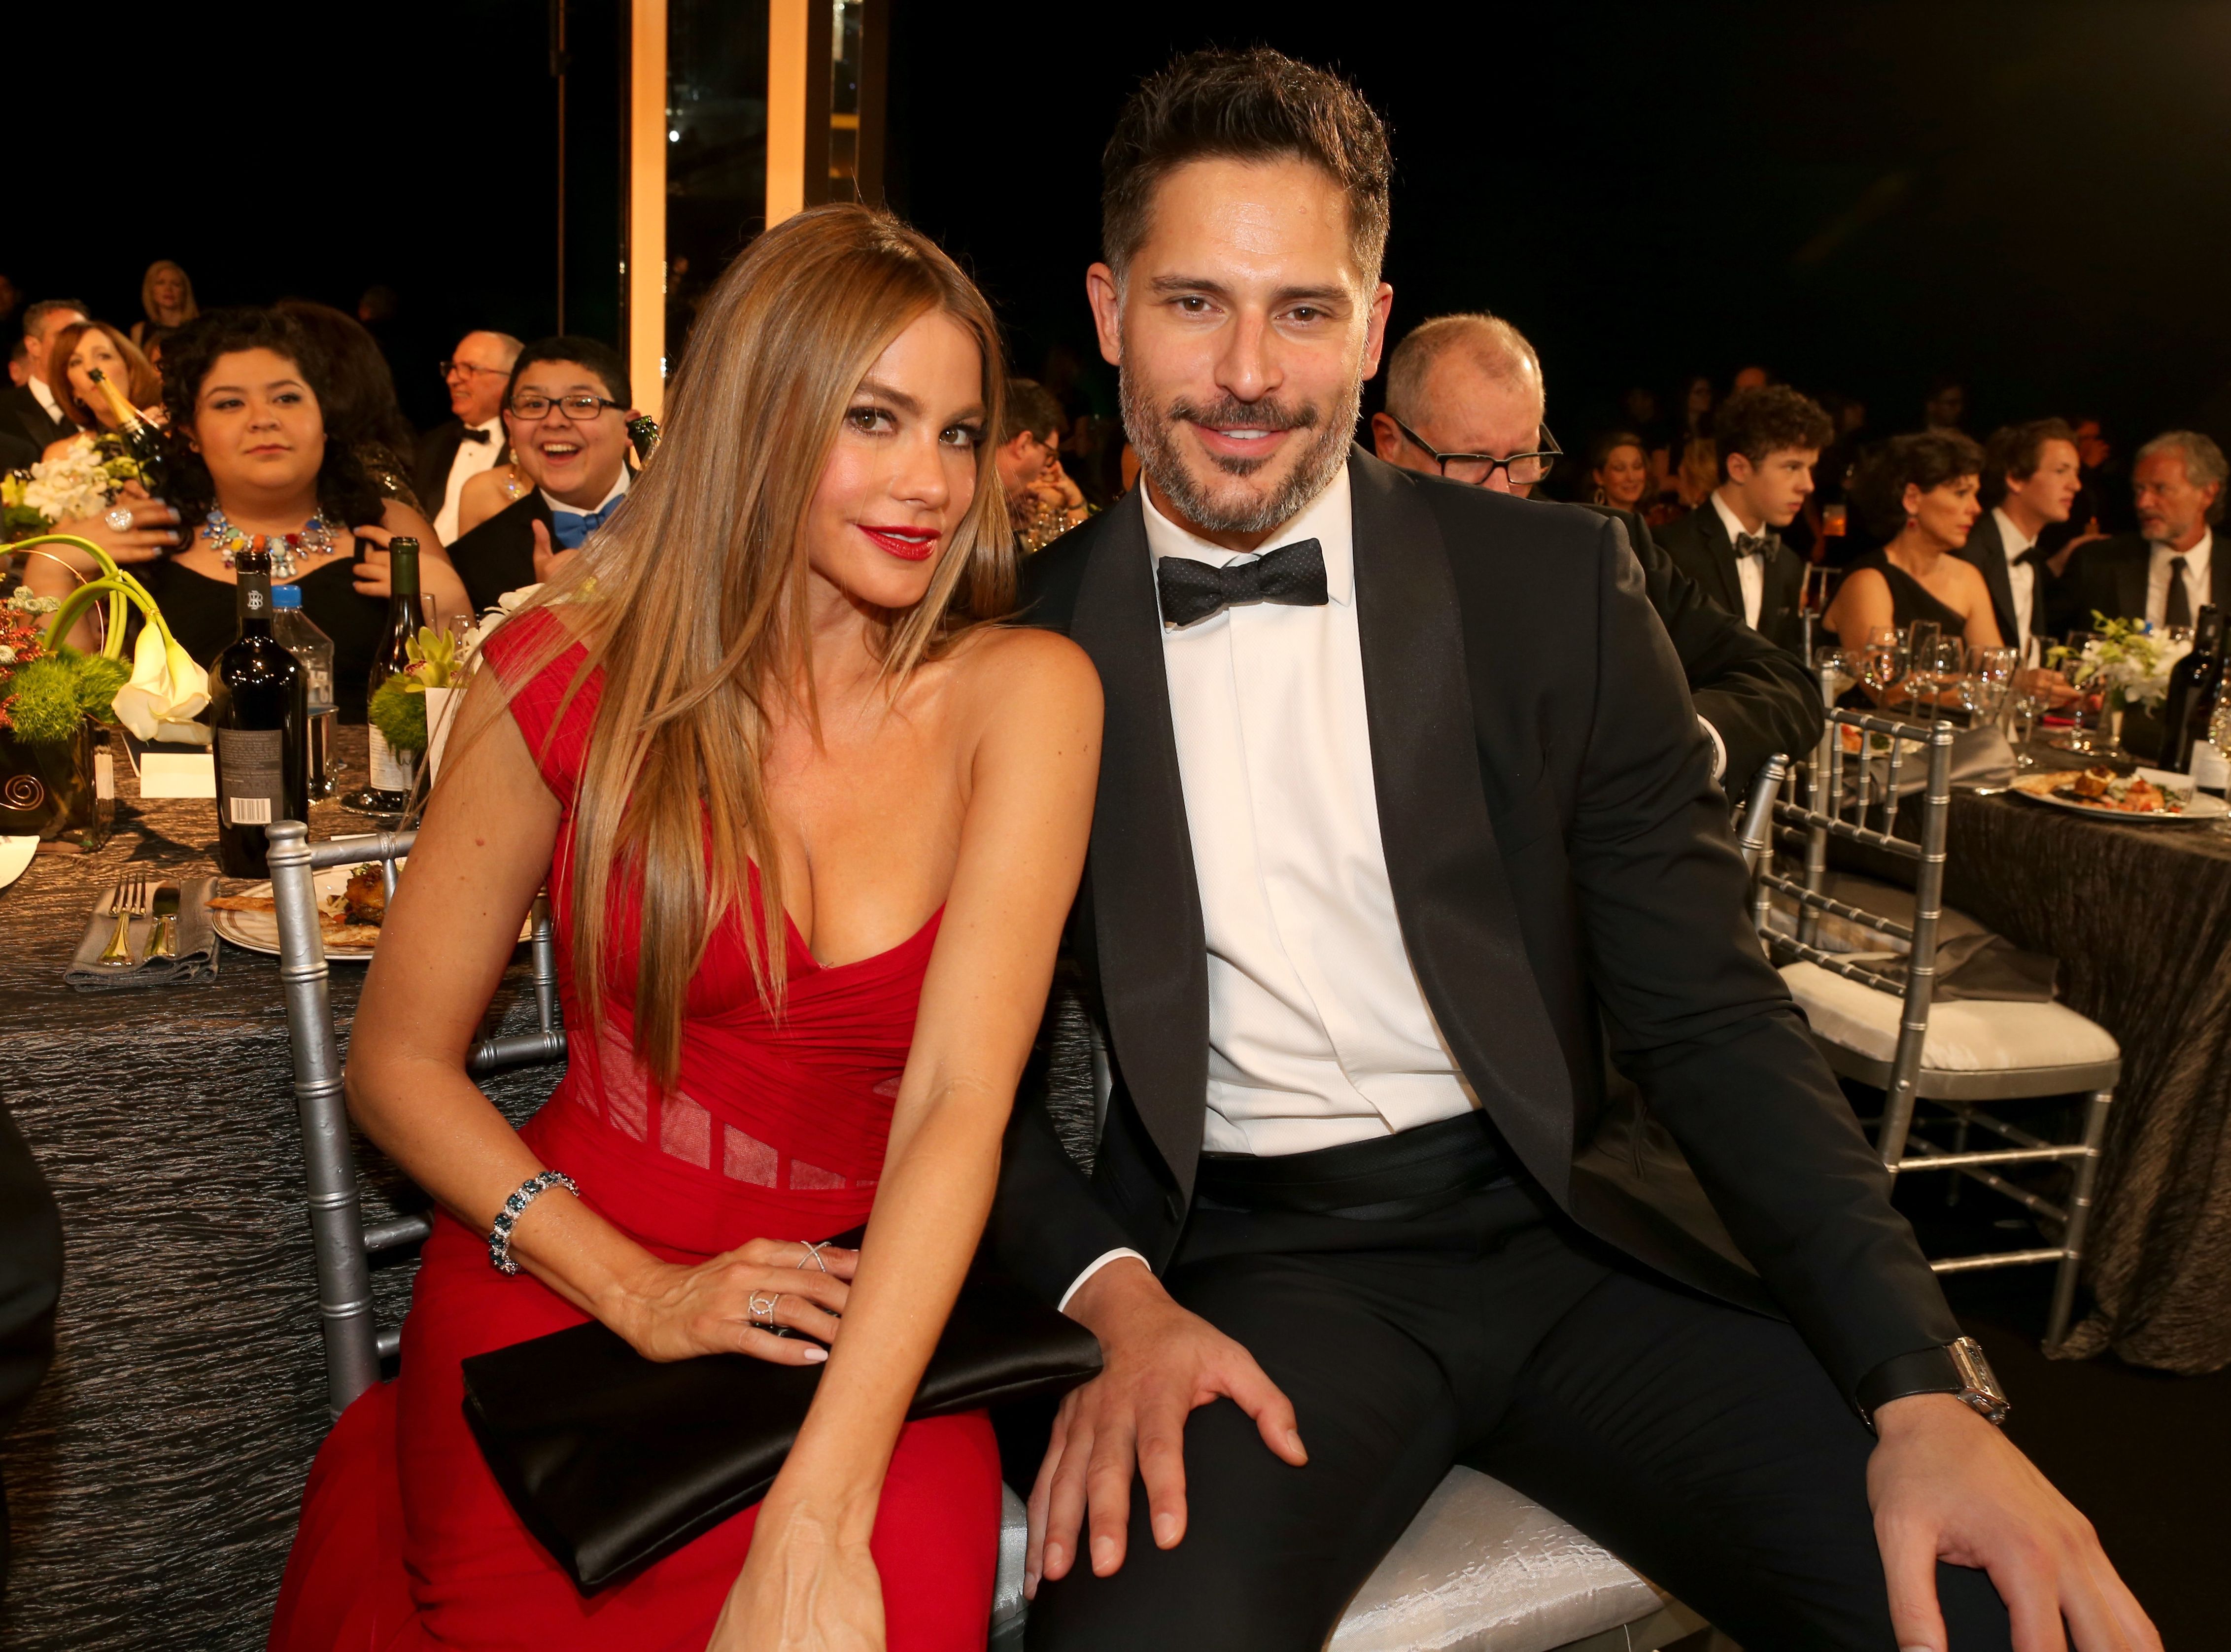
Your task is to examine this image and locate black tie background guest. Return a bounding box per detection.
[1923,373,1970,435]
[1586,427,1651,512]
[1654,384,1830,657]
[1367,310,1819,790]
[0,1088,62,1601]
[442,337,636,613]
[1,299,88,454]
[995,46,2155,1652]
[1963,419,2081,656]
[415,330,524,543]
[2056,430,2231,635]
[1825,431,2002,650]
[997,378,1091,551]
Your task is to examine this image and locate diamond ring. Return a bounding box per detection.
[749,1291,782,1328]
[105,508,133,531]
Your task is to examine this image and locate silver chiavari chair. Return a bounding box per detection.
[1751,708,2121,1347]
[266,820,566,1417]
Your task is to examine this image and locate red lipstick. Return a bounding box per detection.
[860,525,937,562]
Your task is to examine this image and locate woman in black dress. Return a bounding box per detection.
[133,309,468,717]
[1826,430,2004,651]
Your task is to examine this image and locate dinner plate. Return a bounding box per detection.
[2010,767,2230,824]
[211,861,535,960]
[0,836,35,892]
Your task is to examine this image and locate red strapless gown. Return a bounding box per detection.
[270,611,1001,1651]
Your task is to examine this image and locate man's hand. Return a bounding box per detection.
[1868,1393,2158,1652]
[1025,1259,1304,1597]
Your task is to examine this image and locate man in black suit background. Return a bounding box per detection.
[415,330,523,543]
[0,298,87,457]
[2057,430,2230,634]
[996,47,2152,1652]
[1654,384,1828,657]
[1963,419,2081,657]
[1367,310,1819,792]
[441,336,636,613]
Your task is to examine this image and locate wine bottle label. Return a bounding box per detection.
[2193,741,2228,792]
[95,749,114,801]
[368,725,417,792]
[217,726,286,826]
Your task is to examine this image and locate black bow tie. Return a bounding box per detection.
[2016,545,2051,567]
[1733,529,1780,560]
[459,426,492,445]
[1156,537,1330,628]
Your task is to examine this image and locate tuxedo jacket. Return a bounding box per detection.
[1956,511,2029,647]
[444,491,550,615]
[0,382,69,458]
[990,450,1956,1403]
[1576,503,1820,791]
[2054,531,2231,635]
[414,419,479,514]
[1653,500,1810,656]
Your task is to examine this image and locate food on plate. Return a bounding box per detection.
[210,864,391,947]
[2014,767,2190,815]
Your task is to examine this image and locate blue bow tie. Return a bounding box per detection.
[549,501,617,550]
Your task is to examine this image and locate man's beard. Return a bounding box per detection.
[1120,368,1361,539]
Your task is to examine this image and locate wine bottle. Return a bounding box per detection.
[86,366,168,497]
[209,542,309,877]
[2159,605,2223,773]
[349,536,426,813]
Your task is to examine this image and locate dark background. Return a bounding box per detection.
[13,1,2231,451]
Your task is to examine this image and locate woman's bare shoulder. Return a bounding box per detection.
[945,623,1100,708]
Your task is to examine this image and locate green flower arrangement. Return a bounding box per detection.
[367,624,464,757]
[0,533,208,746]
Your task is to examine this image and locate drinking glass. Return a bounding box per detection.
[1964,645,2017,723]
[1902,621,1941,716]
[2060,631,2102,752]
[1861,625,1906,705]
[2008,637,2055,768]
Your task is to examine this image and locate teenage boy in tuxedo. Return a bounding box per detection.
[994,46,2155,1652]
[1964,419,2081,656]
[1654,383,1830,655]
[1368,310,1818,791]
[441,337,637,613]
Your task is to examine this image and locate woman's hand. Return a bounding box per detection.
[617,1238,859,1366]
[356,521,475,630]
[54,493,182,566]
[707,1505,885,1652]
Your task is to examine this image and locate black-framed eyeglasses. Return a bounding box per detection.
[508,393,622,421]
[1391,417,1563,488]
[440,359,510,379]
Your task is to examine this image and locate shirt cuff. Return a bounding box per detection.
[1699,715,1728,781]
[1057,1247,1151,1314]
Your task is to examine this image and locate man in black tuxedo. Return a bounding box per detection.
[995,47,2153,1652]
[1653,384,1829,657]
[415,329,522,543]
[1963,419,2082,656]
[441,336,636,613]
[2056,429,2230,634]
[0,299,87,456]
[1366,310,1818,791]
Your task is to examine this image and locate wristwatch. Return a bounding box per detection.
[1854,1337,2009,1430]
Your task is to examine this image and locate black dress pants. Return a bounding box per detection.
[1025,1162,2012,1652]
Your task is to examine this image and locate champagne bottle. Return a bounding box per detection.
[2159,605,2223,773]
[86,366,168,497]
[351,536,425,812]
[209,542,309,877]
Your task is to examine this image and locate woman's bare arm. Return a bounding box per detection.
[752,627,1101,1536]
[346,666,848,1362]
[1828,566,1893,650]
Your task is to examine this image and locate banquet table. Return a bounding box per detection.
[1939,774,2231,1375]
[0,728,554,1651]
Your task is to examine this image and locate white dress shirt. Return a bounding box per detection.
[540,467,630,526]
[28,374,65,427]
[1991,507,2040,655]
[2147,531,2213,629]
[1059,470,1478,1309]
[432,415,506,544]
[1711,491,1767,631]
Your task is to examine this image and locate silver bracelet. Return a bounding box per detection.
[487,1170,580,1275]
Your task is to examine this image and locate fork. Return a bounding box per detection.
[96,873,153,967]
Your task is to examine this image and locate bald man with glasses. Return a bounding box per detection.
[1370,310,1819,792]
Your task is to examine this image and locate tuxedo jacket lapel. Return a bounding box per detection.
[1967,515,2019,646]
[1697,505,1750,620]
[1345,455,1577,1196]
[1066,491,1213,1195]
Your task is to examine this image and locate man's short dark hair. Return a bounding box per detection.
[1001,378,1066,446]
[1101,47,1392,285]
[1712,385,1833,481]
[22,298,87,341]
[1980,418,2077,506]
[506,336,630,411]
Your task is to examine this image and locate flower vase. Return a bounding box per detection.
[423,685,460,783]
[0,719,110,846]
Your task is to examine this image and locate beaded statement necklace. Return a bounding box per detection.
[206,506,339,580]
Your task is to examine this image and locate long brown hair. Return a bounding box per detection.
[492,204,1014,1082]
[46,320,161,429]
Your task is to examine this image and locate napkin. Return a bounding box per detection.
[1867,724,2017,796]
[65,875,222,990]
[1851,932,2059,1003]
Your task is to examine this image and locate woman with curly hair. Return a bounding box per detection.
[1825,429,2002,650]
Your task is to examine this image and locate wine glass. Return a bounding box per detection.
[2010,640,2054,769]
[2060,630,2102,753]
[1964,644,2017,723]
[1861,625,1906,705]
[1900,622,1941,718]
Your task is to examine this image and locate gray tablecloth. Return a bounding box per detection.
[1942,782,2231,1374]
[0,727,554,1650]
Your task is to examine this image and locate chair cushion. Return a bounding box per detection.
[1780,962,2119,1072]
[1329,1466,1662,1652]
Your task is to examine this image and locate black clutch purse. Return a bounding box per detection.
[460,1255,1100,1593]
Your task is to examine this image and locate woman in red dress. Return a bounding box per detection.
[270,205,1101,1651]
